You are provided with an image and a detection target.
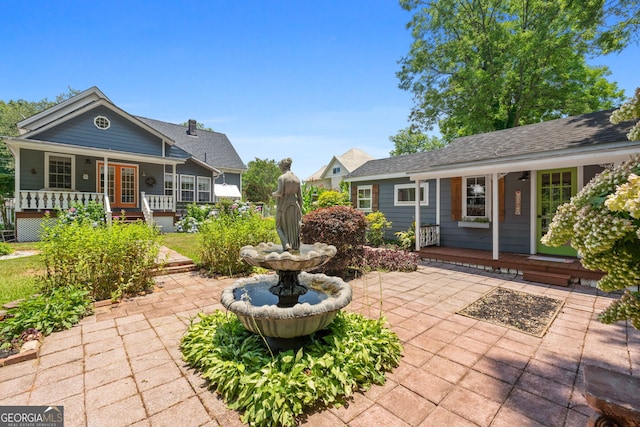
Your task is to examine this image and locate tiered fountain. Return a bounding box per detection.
[220,158,352,351]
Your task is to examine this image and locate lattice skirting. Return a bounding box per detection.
[16,217,57,242]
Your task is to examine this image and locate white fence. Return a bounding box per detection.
[419,224,440,247]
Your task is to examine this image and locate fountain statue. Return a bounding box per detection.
[220,158,352,351]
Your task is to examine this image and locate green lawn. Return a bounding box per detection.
[162,232,201,264]
[0,243,43,306]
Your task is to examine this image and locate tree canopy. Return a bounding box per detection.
[397,0,638,141]
[389,127,446,155]
[242,158,281,204]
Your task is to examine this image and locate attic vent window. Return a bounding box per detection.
[94,116,110,130]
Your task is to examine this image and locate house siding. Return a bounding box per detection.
[33,106,164,156]
[355,178,436,240]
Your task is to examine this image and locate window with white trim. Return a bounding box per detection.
[45,153,74,189]
[332,166,341,174]
[197,176,211,202]
[357,185,372,211]
[180,175,195,202]
[394,183,429,206]
[464,176,489,218]
[164,173,174,196]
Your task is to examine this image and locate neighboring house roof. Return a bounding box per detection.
[305,164,327,182]
[309,148,375,181]
[347,109,639,181]
[136,117,247,172]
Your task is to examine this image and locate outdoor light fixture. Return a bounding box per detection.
[30,168,37,175]
[85,158,92,165]
[141,170,146,177]
[519,171,530,181]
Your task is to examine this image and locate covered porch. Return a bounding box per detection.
[418,245,605,287]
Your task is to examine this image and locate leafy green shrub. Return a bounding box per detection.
[301,206,367,275]
[181,311,403,427]
[316,190,351,208]
[1,286,93,352]
[56,201,105,226]
[199,211,277,276]
[358,247,420,272]
[0,242,12,256]
[395,223,416,250]
[365,211,392,247]
[176,201,264,232]
[39,219,161,301]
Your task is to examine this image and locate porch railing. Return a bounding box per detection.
[140,192,154,227]
[419,224,440,247]
[144,194,175,212]
[18,190,104,211]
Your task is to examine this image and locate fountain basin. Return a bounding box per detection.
[221,272,352,339]
[240,242,336,271]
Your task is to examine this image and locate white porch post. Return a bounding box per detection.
[492,172,499,260]
[103,157,109,200]
[172,164,177,210]
[414,179,421,251]
[436,178,441,226]
[14,148,21,212]
[529,170,537,254]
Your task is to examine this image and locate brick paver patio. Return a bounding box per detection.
[1,261,638,426]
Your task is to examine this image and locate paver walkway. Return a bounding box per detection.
[1,262,638,426]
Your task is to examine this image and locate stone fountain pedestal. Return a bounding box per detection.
[220,242,352,351]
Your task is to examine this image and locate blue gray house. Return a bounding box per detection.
[345,109,640,260]
[4,87,246,241]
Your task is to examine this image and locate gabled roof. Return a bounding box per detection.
[15,87,175,146]
[317,148,375,180]
[347,109,639,180]
[136,117,246,171]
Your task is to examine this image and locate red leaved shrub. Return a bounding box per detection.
[301,206,367,276]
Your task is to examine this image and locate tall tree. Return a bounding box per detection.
[389,127,446,155]
[242,158,281,204]
[397,0,637,140]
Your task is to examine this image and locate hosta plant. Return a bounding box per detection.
[181,310,403,427]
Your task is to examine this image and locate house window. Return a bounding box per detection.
[464,176,489,218]
[164,173,173,196]
[332,167,341,174]
[94,116,111,130]
[357,185,372,212]
[45,153,74,189]
[180,175,195,202]
[197,176,211,202]
[394,183,429,206]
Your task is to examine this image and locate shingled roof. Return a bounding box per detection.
[348,109,638,179]
[136,117,246,171]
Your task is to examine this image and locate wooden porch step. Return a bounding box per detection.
[523,270,571,287]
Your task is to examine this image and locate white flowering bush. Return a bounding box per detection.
[542,157,640,327]
[610,87,640,141]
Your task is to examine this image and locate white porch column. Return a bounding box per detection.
[14,148,21,212]
[172,164,177,209]
[103,157,109,200]
[436,178,441,226]
[414,179,421,251]
[492,172,499,260]
[530,170,537,254]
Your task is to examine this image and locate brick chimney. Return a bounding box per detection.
[187,119,197,136]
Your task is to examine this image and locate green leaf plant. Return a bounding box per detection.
[181,310,403,426]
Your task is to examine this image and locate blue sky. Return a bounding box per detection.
[1,1,638,181]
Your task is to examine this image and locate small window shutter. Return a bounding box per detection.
[372,184,379,211]
[351,184,357,208]
[451,177,462,221]
[499,177,505,222]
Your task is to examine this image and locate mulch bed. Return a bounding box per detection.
[458,288,564,337]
